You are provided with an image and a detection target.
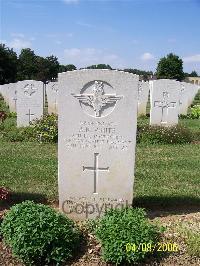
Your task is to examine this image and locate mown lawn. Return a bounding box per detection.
[0,126,199,210]
[134,143,200,209]
[0,142,58,202]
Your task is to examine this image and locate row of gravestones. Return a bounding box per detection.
[0,73,199,128]
[0,70,199,220]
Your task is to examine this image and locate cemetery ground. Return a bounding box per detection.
[0,113,199,265]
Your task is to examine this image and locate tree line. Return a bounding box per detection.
[0,43,198,85]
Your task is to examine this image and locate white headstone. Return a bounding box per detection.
[0,84,9,105]
[7,83,18,113]
[187,83,199,106]
[179,82,190,115]
[16,80,44,127]
[137,81,149,116]
[46,82,58,114]
[58,70,139,220]
[150,79,180,126]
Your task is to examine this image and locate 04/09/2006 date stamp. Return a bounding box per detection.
[125,243,179,253]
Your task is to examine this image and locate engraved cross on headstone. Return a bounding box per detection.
[154,92,176,123]
[83,153,109,194]
[26,109,35,124]
[12,90,17,110]
[54,98,58,111]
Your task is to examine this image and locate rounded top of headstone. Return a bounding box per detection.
[58,69,139,80]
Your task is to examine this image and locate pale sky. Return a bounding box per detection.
[1,0,200,74]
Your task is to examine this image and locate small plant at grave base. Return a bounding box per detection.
[137,125,193,144]
[0,201,81,265]
[190,105,200,119]
[2,126,35,142]
[95,208,162,265]
[0,111,7,123]
[0,187,9,201]
[7,112,17,118]
[179,114,188,119]
[30,114,58,143]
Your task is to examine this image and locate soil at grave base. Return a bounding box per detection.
[0,210,199,266]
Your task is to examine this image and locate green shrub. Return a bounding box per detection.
[95,208,162,265]
[30,114,58,143]
[190,105,200,119]
[137,125,192,144]
[0,94,9,113]
[3,128,25,142]
[7,112,17,118]
[192,131,200,142]
[1,201,81,265]
[2,127,35,142]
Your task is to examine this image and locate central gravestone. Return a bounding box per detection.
[58,70,139,220]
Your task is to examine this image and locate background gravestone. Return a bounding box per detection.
[150,79,181,126]
[179,82,190,115]
[137,81,149,116]
[7,83,18,113]
[16,80,44,127]
[187,83,199,106]
[46,82,58,114]
[0,84,9,106]
[58,69,139,220]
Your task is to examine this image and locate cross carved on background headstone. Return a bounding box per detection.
[154,92,176,123]
[26,109,35,124]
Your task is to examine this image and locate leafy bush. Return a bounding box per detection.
[7,112,17,118]
[1,201,81,265]
[2,127,35,142]
[190,105,200,119]
[30,114,58,143]
[0,94,9,113]
[3,128,26,142]
[95,208,162,265]
[179,105,200,119]
[137,125,192,144]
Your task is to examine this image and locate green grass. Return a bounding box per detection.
[0,140,199,209]
[179,119,200,133]
[0,142,58,202]
[134,143,200,209]
[138,116,200,132]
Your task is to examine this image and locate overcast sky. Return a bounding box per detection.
[1,0,200,73]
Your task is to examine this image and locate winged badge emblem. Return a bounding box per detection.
[71,81,123,117]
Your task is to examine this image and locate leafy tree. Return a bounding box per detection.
[189,70,198,77]
[86,64,112,70]
[156,53,184,81]
[0,43,18,84]
[46,55,60,80]
[18,50,60,82]
[17,48,38,80]
[34,56,50,82]
[123,68,153,81]
[59,64,76,72]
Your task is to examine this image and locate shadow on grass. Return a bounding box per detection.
[133,195,200,218]
[0,191,47,211]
